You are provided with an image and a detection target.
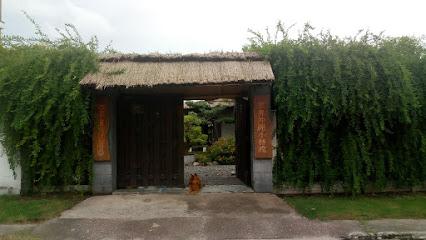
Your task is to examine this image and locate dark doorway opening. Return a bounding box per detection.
[183,97,251,187]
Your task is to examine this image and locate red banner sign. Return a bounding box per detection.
[253,94,273,159]
[93,96,110,161]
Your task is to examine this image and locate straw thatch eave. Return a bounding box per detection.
[99,52,264,63]
[80,52,274,90]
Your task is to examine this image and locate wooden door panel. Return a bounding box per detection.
[235,97,251,185]
[117,95,183,188]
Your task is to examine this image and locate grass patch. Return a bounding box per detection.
[284,193,426,221]
[0,193,88,224]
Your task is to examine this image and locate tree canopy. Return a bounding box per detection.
[185,100,234,125]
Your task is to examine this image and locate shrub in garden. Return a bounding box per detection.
[207,137,236,165]
[195,153,210,165]
[184,111,208,150]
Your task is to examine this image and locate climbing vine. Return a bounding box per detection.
[0,18,102,193]
[244,22,425,194]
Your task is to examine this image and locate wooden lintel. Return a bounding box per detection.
[184,94,244,100]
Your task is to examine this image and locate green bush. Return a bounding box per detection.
[0,18,105,192]
[195,152,210,165]
[244,22,425,194]
[207,137,236,165]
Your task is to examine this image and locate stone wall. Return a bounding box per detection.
[275,183,426,195]
[0,143,21,195]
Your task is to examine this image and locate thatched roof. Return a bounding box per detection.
[79,52,274,89]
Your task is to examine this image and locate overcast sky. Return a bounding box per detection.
[2,0,425,54]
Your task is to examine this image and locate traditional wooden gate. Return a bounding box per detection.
[117,95,184,188]
[235,97,251,185]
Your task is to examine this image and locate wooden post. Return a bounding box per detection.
[93,95,111,161]
[253,94,273,159]
[250,85,274,192]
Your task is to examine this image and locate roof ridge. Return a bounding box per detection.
[99,52,264,62]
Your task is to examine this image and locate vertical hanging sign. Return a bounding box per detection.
[93,95,110,161]
[254,94,273,159]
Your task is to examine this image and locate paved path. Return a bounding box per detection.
[2,193,425,239]
[184,165,244,185]
[360,219,426,239]
[113,185,254,195]
[0,224,36,237]
[29,193,363,239]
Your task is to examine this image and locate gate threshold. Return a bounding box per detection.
[113,185,254,195]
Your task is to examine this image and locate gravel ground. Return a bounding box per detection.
[184,165,245,186]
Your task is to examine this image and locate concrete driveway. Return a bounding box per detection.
[28,193,366,240]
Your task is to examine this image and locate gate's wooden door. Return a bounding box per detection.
[235,97,251,185]
[117,95,184,188]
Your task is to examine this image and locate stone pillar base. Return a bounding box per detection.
[252,160,273,192]
[93,162,113,195]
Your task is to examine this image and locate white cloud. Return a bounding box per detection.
[3,0,425,53]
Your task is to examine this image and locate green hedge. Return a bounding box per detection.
[0,22,100,192]
[244,23,425,194]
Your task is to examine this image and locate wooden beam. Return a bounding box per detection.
[183,94,244,100]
